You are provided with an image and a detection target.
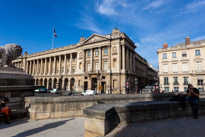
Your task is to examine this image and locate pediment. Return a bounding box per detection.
[82,34,109,45]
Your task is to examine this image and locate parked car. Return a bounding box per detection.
[81,90,97,96]
[34,86,48,93]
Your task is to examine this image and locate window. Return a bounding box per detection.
[95,49,99,56]
[172,63,178,72]
[73,57,76,61]
[104,48,108,55]
[103,61,108,70]
[62,67,64,73]
[164,87,169,92]
[79,62,82,70]
[173,77,178,85]
[164,77,169,85]
[174,87,179,92]
[198,88,203,92]
[95,62,98,71]
[67,68,69,73]
[113,59,117,68]
[182,51,187,57]
[183,77,189,85]
[72,66,75,73]
[195,50,200,56]
[196,62,202,71]
[163,53,167,59]
[172,52,176,58]
[182,63,188,71]
[184,87,188,92]
[78,80,81,86]
[198,79,203,85]
[87,63,90,71]
[87,50,91,57]
[113,80,117,88]
[163,64,168,73]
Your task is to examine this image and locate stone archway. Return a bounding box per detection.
[44,79,47,88]
[64,78,68,90]
[40,79,43,86]
[53,78,57,89]
[36,78,39,86]
[70,78,75,92]
[48,78,52,90]
[58,78,62,90]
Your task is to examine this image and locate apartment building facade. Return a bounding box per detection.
[13,28,157,94]
[158,37,205,92]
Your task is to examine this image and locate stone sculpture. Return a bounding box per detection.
[0,44,22,67]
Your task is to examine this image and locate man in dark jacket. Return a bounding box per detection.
[186,84,199,119]
[0,97,11,124]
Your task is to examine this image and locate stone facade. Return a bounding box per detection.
[158,37,205,92]
[13,28,157,94]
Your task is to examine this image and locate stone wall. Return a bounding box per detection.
[84,99,205,137]
[25,93,175,120]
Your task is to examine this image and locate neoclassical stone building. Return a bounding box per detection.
[158,37,205,92]
[13,28,157,94]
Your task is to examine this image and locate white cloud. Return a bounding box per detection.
[96,0,117,16]
[193,35,205,41]
[143,0,168,10]
[75,15,104,34]
[181,0,205,14]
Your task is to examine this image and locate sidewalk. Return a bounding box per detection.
[0,117,84,137]
[0,116,205,137]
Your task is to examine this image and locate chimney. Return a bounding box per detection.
[185,37,190,45]
[163,43,168,49]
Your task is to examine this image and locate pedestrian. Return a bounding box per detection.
[0,97,11,124]
[186,84,200,119]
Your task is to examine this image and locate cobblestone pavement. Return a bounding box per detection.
[106,116,205,137]
[0,117,84,137]
[0,116,205,137]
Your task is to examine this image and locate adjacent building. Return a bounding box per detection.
[157,37,205,92]
[13,28,157,94]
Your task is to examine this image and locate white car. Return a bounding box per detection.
[81,90,97,96]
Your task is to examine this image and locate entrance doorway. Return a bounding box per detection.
[70,78,75,92]
[101,82,106,93]
[84,81,88,91]
[91,78,97,91]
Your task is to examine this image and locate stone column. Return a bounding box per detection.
[90,49,93,71]
[99,47,102,71]
[29,61,32,74]
[70,54,72,74]
[83,50,86,72]
[36,59,39,75]
[54,56,56,75]
[126,48,129,71]
[40,59,43,75]
[44,58,47,75]
[32,60,35,75]
[64,54,67,74]
[108,46,111,71]
[49,57,52,74]
[59,55,61,74]
[119,44,122,71]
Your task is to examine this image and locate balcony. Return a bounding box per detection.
[183,82,188,85]
[173,82,179,85]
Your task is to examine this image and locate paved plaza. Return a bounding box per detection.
[0,116,205,137]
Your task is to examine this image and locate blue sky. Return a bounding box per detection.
[1,0,205,68]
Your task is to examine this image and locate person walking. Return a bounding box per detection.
[0,97,11,124]
[186,84,200,119]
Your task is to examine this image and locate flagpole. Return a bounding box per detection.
[52,27,54,49]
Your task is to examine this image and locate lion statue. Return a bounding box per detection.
[0,44,22,67]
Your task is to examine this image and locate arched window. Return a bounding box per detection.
[113,59,117,68]
[79,62,82,70]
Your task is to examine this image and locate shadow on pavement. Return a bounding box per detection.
[0,118,29,130]
[11,118,74,137]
